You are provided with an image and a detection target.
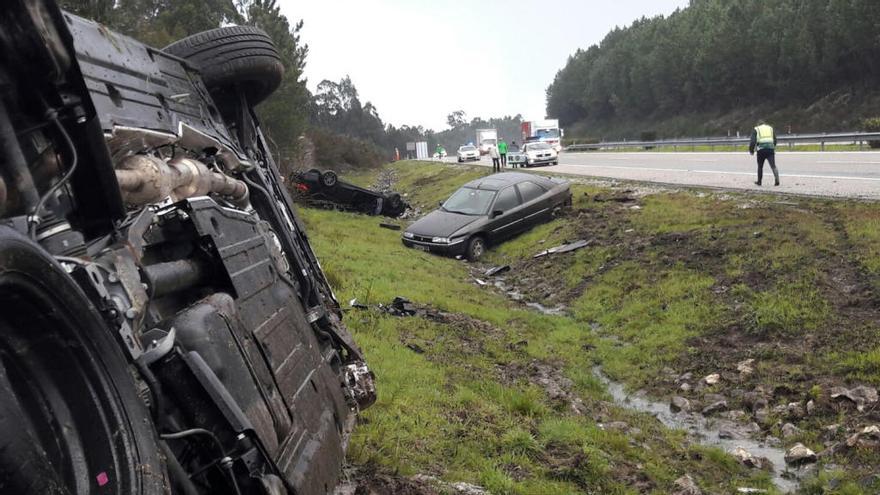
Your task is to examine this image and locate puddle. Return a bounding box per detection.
[593,367,812,493]
[525,302,567,316]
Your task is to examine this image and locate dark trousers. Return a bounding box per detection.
[756,149,779,185]
[492,158,500,172]
[500,153,507,167]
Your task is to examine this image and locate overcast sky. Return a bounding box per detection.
[278,0,688,130]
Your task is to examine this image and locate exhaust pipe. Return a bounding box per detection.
[115,155,248,207]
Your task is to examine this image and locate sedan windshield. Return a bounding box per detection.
[526,142,552,151]
[459,146,476,152]
[536,129,560,139]
[442,187,496,216]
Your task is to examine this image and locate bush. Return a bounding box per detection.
[861,118,880,149]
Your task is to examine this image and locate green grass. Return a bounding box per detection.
[297,173,772,492]
[299,161,880,493]
[746,278,832,336]
[573,262,722,386]
[838,202,880,276]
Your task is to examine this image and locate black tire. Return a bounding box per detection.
[466,236,486,262]
[387,193,402,210]
[163,26,284,106]
[321,170,339,188]
[0,227,167,495]
[553,161,559,166]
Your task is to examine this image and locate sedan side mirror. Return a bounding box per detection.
[491,210,503,219]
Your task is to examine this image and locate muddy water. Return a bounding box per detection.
[524,302,567,316]
[593,368,808,493]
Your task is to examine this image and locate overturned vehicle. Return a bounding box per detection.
[0,2,374,494]
[293,168,408,218]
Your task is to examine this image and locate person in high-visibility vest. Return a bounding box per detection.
[749,121,780,186]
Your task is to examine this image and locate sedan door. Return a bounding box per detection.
[515,181,553,230]
[487,186,526,242]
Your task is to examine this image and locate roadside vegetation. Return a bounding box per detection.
[300,161,880,494]
[547,0,880,139]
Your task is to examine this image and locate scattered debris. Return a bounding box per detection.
[405,343,426,354]
[629,205,642,210]
[379,222,401,231]
[348,298,369,310]
[830,385,878,412]
[533,239,592,258]
[592,192,636,203]
[484,265,511,277]
[703,373,721,385]
[736,488,769,494]
[784,443,817,466]
[473,278,487,286]
[386,296,418,317]
[672,474,702,495]
[736,359,755,375]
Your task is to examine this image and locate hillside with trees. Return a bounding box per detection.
[546,0,880,140]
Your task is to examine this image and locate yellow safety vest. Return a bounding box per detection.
[755,125,775,147]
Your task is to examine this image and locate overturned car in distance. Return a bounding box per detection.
[0,2,373,494]
[293,168,408,217]
[402,172,572,261]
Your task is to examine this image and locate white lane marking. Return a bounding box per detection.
[817,160,880,164]
[558,163,880,181]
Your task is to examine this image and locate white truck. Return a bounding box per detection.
[476,128,498,155]
[522,119,563,152]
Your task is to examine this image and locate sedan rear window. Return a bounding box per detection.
[443,187,496,216]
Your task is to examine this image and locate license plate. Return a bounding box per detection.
[414,245,430,252]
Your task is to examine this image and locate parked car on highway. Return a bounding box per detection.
[0,3,373,494]
[402,173,572,260]
[457,145,481,162]
[523,142,559,167]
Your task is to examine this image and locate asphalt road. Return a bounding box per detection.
[448,151,880,199]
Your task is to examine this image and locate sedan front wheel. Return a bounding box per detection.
[466,236,485,262]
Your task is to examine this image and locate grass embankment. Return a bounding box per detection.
[302,161,880,494]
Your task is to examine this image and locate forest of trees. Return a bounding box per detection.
[547,0,880,139]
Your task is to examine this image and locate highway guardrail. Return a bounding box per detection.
[565,132,880,152]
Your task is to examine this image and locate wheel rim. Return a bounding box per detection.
[472,239,484,259]
[0,276,134,494]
